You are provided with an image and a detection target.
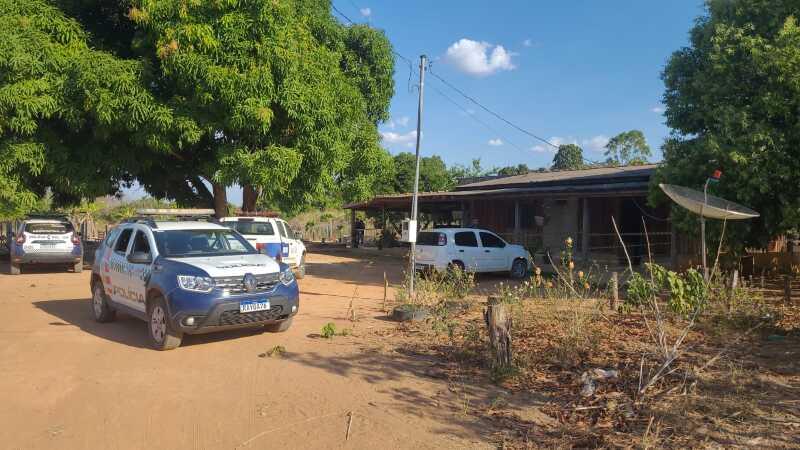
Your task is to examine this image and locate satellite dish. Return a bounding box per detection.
[658,179,759,281]
[659,184,759,220]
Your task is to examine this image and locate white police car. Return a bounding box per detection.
[219,215,307,278]
[90,209,299,350]
[9,215,83,275]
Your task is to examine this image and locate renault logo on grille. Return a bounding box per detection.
[243,273,257,293]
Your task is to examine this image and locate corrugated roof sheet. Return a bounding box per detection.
[455,164,658,190]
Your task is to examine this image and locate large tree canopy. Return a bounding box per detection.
[653,0,800,248]
[0,0,394,218]
[551,144,584,170]
[605,130,651,166]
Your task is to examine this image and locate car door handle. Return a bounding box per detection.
[484,250,490,253]
[458,249,464,253]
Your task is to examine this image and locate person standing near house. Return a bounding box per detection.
[354,218,365,248]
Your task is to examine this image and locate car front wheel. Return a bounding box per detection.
[147,296,183,350]
[92,283,116,323]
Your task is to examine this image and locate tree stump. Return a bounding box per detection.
[484,297,512,369]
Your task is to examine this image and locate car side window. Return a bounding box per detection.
[277,221,287,238]
[114,228,133,254]
[479,232,506,248]
[131,230,151,255]
[454,231,478,247]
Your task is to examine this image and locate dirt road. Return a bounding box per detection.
[0,250,492,450]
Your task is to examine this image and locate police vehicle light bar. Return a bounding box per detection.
[136,209,216,216]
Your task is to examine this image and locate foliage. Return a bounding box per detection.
[625,263,708,317]
[604,130,651,165]
[654,0,800,248]
[383,152,455,193]
[0,0,200,219]
[496,163,530,176]
[321,322,336,339]
[551,144,584,170]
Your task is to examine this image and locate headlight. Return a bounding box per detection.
[279,267,295,286]
[177,275,215,293]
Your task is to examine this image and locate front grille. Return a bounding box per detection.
[219,306,284,326]
[214,273,279,294]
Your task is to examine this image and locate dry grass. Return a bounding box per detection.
[385,290,800,448]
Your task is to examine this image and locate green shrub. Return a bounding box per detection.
[321,322,336,339]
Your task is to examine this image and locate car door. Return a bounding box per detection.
[124,228,154,313]
[453,231,482,271]
[275,220,291,262]
[107,227,134,307]
[479,231,508,271]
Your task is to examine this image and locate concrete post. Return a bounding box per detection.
[581,198,590,261]
[514,200,521,244]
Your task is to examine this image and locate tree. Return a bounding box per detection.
[605,130,651,165]
[551,144,584,170]
[0,0,394,219]
[497,164,530,176]
[0,0,200,219]
[653,0,800,248]
[390,152,454,193]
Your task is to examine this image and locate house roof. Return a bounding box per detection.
[455,164,658,191]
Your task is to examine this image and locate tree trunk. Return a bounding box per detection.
[212,182,228,218]
[242,185,260,212]
[484,297,512,369]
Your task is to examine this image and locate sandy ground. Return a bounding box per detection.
[0,249,494,450]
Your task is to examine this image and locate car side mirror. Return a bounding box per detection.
[127,251,152,264]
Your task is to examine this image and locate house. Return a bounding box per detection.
[344,164,690,269]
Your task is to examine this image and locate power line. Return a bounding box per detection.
[426,63,558,149]
[427,81,528,154]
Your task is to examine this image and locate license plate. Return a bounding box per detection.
[240,300,270,313]
[40,242,58,247]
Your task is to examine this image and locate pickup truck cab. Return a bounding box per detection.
[90,212,299,350]
[219,216,306,278]
[9,216,83,274]
[414,228,532,279]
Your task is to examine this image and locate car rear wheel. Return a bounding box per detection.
[448,260,466,273]
[510,258,527,279]
[92,283,116,323]
[9,261,20,275]
[295,254,306,279]
[147,296,183,350]
[264,317,293,333]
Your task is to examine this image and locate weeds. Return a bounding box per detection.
[259,345,286,358]
[321,322,336,339]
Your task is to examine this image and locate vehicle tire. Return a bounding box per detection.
[73,260,83,273]
[9,261,21,275]
[295,254,306,279]
[147,296,183,350]
[264,317,293,333]
[91,282,116,323]
[510,258,527,279]
[448,260,466,274]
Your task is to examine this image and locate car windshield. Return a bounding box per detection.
[223,220,275,236]
[25,222,73,234]
[153,229,256,257]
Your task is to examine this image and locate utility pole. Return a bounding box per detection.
[409,54,426,297]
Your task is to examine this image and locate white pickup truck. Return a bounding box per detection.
[219,216,306,278]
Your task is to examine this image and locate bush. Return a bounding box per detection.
[321,322,336,339]
[625,263,707,317]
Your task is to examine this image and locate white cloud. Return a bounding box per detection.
[381,130,417,145]
[488,138,503,146]
[651,106,664,113]
[522,38,533,47]
[444,38,516,76]
[360,7,371,17]
[581,135,609,152]
[396,116,409,127]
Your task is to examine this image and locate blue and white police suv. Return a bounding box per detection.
[90,209,299,350]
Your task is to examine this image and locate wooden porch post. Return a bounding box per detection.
[581,198,590,261]
[350,208,356,248]
[514,200,521,244]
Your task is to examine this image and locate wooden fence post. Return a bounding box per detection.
[484,297,512,369]
[383,271,389,312]
[784,275,792,305]
[610,272,619,311]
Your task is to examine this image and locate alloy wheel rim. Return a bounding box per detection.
[151,306,166,343]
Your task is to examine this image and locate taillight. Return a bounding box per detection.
[255,243,265,250]
[15,234,25,245]
[71,233,81,245]
[438,234,447,246]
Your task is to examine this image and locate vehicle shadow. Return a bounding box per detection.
[33,298,270,349]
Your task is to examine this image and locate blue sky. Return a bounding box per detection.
[350,0,706,169]
[126,1,706,204]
